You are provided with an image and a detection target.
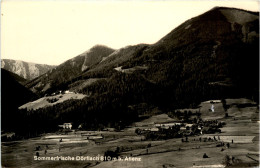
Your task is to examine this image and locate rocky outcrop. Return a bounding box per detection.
[1,59,56,80]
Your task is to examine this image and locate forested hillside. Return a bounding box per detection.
[25,45,115,93]
[1,69,37,132]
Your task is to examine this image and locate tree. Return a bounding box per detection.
[203,153,209,158]
[223,155,232,167]
[221,99,228,112]
[225,112,229,118]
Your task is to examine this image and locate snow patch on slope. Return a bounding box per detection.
[81,50,91,71]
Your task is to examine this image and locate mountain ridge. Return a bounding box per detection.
[1,59,56,80]
[25,45,115,93]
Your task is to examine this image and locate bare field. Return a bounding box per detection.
[2,98,259,168]
[19,93,86,110]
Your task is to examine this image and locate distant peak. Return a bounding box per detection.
[209,6,222,11]
[210,6,242,11]
[2,58,56,66]
[91,44,114,50]
[80,44,115,56]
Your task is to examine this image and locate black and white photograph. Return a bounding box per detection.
[1,0,259,167]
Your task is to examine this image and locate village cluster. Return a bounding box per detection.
[135,110,225,140]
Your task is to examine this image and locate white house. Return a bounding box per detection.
[65,90,74,94]
[58,123,72,129]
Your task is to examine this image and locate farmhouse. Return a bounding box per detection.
[65,90,74,94]
[58,123,72,129]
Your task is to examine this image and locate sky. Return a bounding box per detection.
[1,0,259,65]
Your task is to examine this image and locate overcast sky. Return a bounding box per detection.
[1,0,259,65]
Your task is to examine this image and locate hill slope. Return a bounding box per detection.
[25,45,115,93]
[1,59,56,80]
[76,7,259,105]
[115,7,259,105]
[1,68,37,131]
[1,68,28,84]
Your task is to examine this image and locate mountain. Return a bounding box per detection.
[1,68,37,132]
[25,45,115,93]
[78,7,259,102]
[116,7,259,104]
[14,7,259,136]
[1,59,56,80]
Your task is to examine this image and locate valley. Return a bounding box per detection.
[2,98,259,168]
